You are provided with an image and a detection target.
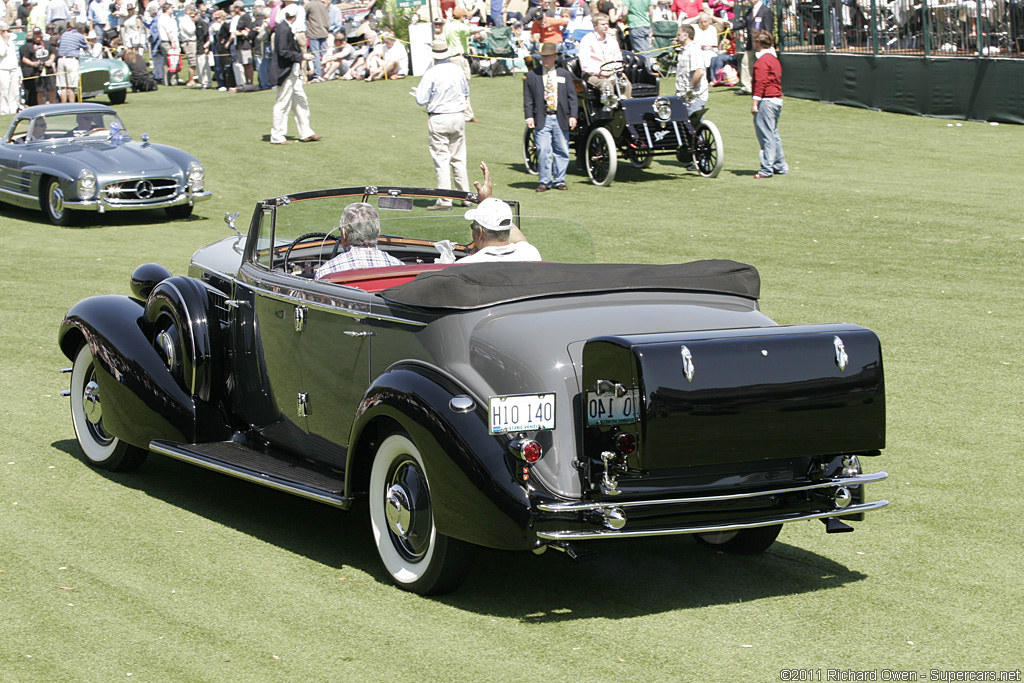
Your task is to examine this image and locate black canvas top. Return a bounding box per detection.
[381,260,760,310]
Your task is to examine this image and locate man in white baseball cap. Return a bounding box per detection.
[459,198,541,263]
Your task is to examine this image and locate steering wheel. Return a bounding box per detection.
[598,59,627,76]
[283,232,334,274]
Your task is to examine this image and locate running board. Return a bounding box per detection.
[149,440,353,509]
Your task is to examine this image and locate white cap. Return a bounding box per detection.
[464,198,514,232]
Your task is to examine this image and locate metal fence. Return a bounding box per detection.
[776,0,1024,57]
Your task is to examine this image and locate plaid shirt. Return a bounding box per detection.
[315,246,402,280]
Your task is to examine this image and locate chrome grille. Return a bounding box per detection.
[102,178,180,203]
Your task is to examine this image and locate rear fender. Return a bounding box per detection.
[346,365,535,551]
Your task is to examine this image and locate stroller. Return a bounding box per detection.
[650,20,680,78]
[479,26,515,77]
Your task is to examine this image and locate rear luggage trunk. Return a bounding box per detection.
[581,323,885,491]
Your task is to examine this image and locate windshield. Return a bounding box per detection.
[12,112,128,143]
[253,191,595,271]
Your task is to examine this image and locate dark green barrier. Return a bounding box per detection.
[780,52,1024,124]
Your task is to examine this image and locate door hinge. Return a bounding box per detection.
[294,305,307,333]
[297,392,310,418]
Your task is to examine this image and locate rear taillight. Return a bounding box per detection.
[615,431,636,455]
[510,437,543,464]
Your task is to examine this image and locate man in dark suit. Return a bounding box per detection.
[523,42,578,192]
[269,4,320,145]
[729,0,773,95]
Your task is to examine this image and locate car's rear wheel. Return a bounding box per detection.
[40,176,74,226]
[629,148,653,169]
[522,127,539,175]
[693,120,724,178]
[108,90,127,105]
[695,524,781,555]
[165,204,193,220]
[585,127,618,186]
[369,433,473,595]
[69,344,148,471]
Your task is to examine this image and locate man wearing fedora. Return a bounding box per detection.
[523,42,577,192]
[414,39,470,209]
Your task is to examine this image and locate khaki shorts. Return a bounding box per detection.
[182,40,197,65]
[56,56,79,89]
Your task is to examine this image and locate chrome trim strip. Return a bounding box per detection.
[536,500,890,540]
[149,441,352,509]
[246,279,429,328]
[537,471,888,512]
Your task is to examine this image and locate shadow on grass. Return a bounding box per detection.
[52,438,868,619]
[1,199,210,228]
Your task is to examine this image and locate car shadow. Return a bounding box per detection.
[52,439,868,619]
[1,202,209,228]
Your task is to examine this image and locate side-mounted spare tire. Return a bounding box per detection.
[144,276,220,403]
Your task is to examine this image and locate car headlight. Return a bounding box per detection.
[78,170,97,200]
[654,97,673,122]
[113,67,129,81]
[187,162,204,193]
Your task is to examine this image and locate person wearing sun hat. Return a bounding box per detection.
[459,197,542,263]
[414,39,470,209]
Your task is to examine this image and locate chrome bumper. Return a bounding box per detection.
[66,189,212,213]
[535,471,888,541]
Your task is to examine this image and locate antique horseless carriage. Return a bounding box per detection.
[523,51,724,186]
[59,186,887,595]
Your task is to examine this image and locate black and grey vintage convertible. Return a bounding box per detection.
[58,186,888,594]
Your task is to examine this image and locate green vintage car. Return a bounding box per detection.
[11,30,130,105]
[78,55,132,105]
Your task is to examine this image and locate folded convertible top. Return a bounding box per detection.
[381,259,760,310]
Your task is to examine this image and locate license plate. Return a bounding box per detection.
[489,393,556,434]
[586,389,640,425]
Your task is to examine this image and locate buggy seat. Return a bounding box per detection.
[563,51,660,100]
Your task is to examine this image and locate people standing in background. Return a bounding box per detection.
[749,30,787,179]
[414,39,470,209]
[728,0,772,95]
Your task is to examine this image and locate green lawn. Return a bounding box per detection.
[1,75,1021,682]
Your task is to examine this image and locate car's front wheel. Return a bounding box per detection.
[69,344,148,471]
[585,127,618,186]
[108,90,127,105]
[369,433,473,595]
[522,127,539,175]
[40,176,74,226]
[693,120,724,178]
[695,524,781,555]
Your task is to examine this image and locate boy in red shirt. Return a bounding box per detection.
[750,30,788,179]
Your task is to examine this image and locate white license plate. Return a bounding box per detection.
[586,389,640,426]
[489,393,556,434]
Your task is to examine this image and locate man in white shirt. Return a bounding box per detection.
[157,2,179,85]
[577,13,631,99]
[674,23,707,115]
[414,39,469,209]
[459,198,542,264]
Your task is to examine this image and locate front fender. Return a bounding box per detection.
[59,294,200,448]
[347,365,536,552]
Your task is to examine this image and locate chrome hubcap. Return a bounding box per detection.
[83,380,102,424]
[156,329,177,372]
[385,484,412,539]
[50,184,64,217]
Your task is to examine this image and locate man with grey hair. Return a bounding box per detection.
[315,203,403,279]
